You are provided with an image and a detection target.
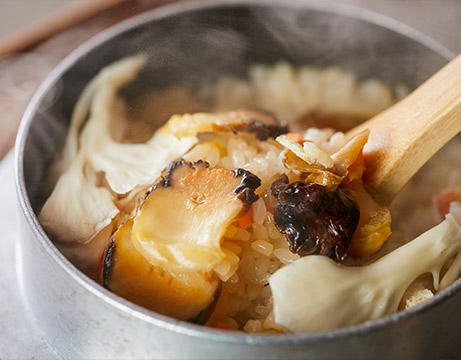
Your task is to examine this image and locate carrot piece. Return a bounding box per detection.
[285,132,303,142]
[238,206,254,229]
[210,322,230,330]
[435,189,458,218]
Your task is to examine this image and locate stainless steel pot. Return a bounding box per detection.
[15,0,460,358]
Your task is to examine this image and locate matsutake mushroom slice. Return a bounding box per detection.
[101,159,261,320]
[102,219,221,321]
[132,159,261,272]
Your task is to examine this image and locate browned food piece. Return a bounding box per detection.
[160,109,288,141]
[271,174,360,261]
[347,186,392,258]
[102,219,221,321]
[160,159,261,205]
[230,109,289,140]
[101,159,261,321]
[134,160,261,272]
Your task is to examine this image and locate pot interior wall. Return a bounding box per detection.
[22,3,447,214]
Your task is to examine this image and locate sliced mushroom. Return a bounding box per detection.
[271,174,360,261]
[101,159,261,320]
[132,160,260,272]
[160,109,288,141]
[102,219,221,321]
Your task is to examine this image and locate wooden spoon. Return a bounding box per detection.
[347,54,461,206]
[0,0,129,59]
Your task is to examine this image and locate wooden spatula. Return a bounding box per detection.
[0,0,128,59]
[347,54,461,205]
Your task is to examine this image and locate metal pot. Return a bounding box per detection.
[15,0,460,358]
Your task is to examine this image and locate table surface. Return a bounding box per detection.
[0,0,460,358]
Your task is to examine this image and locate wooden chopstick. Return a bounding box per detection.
[0,0,129,59]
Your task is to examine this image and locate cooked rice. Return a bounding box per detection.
[182,64,399,332]
[52,58,461,333]
[182,127,353,332]
[187,62,460,332]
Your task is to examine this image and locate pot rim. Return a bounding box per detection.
[14,0,459,346]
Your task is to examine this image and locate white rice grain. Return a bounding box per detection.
[252,198,267,225]
[273,248,300,264]
[243,319,262,333]
[251,240,274,257]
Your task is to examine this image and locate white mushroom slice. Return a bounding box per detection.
[39,163,118,244]
[269,202,461,333]
[40,56,197,249]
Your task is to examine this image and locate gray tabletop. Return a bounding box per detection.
[0,152,58,358]
[1,1,460,358]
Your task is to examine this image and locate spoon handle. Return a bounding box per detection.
[348,54,461,205]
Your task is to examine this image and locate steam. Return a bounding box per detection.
[0,52,60,159]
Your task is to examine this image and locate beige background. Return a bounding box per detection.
[0,0,77,38]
